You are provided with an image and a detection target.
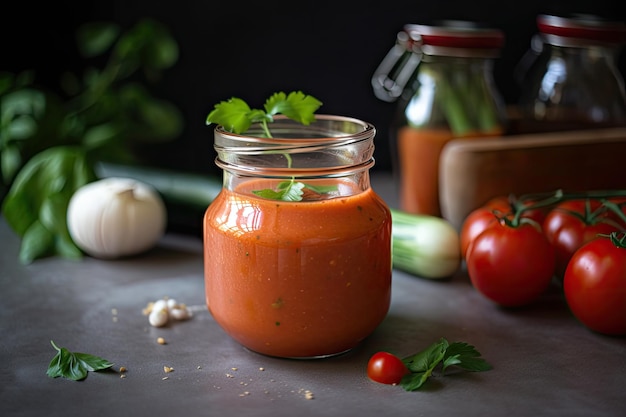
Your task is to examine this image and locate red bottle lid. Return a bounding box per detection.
[405,21,505,57]
[537,14,626,46]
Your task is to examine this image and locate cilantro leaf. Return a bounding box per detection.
[398,338,491,391]
[47,340,114,381]
[402,338,448,373]
[264,91,322,125]
[205,97,254,134]
[400,338,448,391]
[252,180,305,201]
[442,342,493,373]
[400,371,432,391]
[206,91,328,202]
[205,90,322,135]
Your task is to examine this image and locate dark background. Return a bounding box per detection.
[4,0,625,177]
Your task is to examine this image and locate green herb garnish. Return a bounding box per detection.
[206,91,322,137]
[206,91,338,201]
[47,340,114,381]
[252,179,306,201]
[400,337,492,391]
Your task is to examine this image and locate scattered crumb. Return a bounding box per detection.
[259,367,265,371]
[142,302,154,316]
[163,366,174,373]
[162,377,169,380]
[119,366,127,373]
[157,337,166,345]
[120,374,127,379]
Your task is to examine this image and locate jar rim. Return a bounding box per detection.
[214,114,375,148]
[213,114,377,178]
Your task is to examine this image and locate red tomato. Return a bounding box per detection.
[460,196,549,260]
[563,233,626,336]
[483,196,513,212]
[460,206,501,260]
[517,200,550,225]
[543,199,621,278]
[466,220,555,307]
[367,351,410,385]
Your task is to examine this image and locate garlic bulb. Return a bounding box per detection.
[67,177,167,259]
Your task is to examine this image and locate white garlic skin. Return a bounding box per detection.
[149,307,169,327]
[67,177,167,259]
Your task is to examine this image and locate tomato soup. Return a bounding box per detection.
[397,126,503,216]
[203,178,392,358]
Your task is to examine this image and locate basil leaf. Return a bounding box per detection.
[47,341,114,381]
[1,147,96,264]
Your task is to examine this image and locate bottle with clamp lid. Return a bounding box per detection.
[516,14,626,132]
[372,21,507,217]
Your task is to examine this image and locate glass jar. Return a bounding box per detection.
[516,14,626,132]
[373,21,507,217]
[203,115,392,359]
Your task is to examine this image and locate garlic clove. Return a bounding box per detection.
[67,177,167,259]
[149,307,169,327]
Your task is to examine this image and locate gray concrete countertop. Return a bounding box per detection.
[1,173,625,417]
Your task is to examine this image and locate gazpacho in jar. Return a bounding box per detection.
[204,113,392,358]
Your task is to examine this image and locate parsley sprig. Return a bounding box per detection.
[47,340,114,381]
[206,91,322,137]
[400,338,492,391]
[206,91,338,201]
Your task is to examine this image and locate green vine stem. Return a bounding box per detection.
[504,189,626,228]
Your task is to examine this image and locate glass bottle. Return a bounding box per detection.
[373,21,507,217]
[203,115,392,359]
[516,14,626,132]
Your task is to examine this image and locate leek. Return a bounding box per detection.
[391,208,461,279]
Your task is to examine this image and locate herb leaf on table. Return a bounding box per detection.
[400,337,492,391]
[47,340,114,381]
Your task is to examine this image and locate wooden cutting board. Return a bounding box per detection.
[439,127,626,230]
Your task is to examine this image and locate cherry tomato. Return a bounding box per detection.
[563,233,626,336]
[367,351,410,385]
[543,199,621,278]
[466,220,555,307]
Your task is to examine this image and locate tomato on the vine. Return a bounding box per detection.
[606,197,626,229]
[543,199,622,278]
[367,351,410,385]
[563,232,626,336]
[460,196,549,260]
[466,219,555,307]
[460,206,501,259]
